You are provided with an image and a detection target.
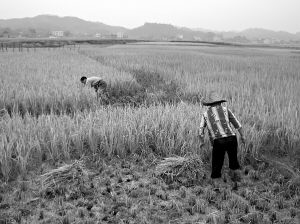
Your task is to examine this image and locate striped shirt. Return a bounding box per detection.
[199,104,242,143]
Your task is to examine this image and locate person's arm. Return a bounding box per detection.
[85,78,92,87]
[237,127,246,145]
[228,109,245,144]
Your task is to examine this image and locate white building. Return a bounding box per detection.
[117,32,124,38]
[193,36,202,41]
[51,31,64,37]
[213,36,222,42]
[176,34,183,40]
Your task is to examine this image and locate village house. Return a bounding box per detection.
[51,31,64,37]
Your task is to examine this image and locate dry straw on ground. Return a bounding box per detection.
[39,160,94,192]
[0,108,9,121]
[155,155,206,185]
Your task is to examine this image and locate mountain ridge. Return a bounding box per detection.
[0,15,128,36]
[0,15,299,42]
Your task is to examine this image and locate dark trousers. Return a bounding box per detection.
[211,136,241,179]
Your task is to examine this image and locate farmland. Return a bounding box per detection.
[0,42,300,223]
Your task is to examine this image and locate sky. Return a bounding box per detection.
[0,0,299,33]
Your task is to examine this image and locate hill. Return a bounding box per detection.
[0,15,128,36]
[0,15,299,43]
[240,28,299,41]
[126,22,219,41]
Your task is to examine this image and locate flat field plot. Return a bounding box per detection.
[1,44,299,176]
[80,44,300,156]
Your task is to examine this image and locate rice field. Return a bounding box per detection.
[0,43,300,223]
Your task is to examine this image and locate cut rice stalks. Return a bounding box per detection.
[0,108,9,122]
[39,160,94,193]
[155,156,206,186]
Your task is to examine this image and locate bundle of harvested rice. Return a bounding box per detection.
[0,108,9,122]
[40,160,94,191]
[155,156,206,184]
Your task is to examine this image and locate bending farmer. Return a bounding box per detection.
[80,76,108,101]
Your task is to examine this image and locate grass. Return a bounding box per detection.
[0,43,300,223]
[1,103,205,181]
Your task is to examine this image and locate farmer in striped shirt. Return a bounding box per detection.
[199,91,245,188]
[80,76,108,101]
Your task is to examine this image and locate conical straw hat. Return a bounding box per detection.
[202,91,227,106]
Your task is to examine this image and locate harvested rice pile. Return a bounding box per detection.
[155,156,207,186]
[0,108,9,122]
[39,160,94,194]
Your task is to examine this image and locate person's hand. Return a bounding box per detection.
[198,134,204,141]
[240,136,246,145]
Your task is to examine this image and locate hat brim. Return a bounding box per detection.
[202,100,227,106]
